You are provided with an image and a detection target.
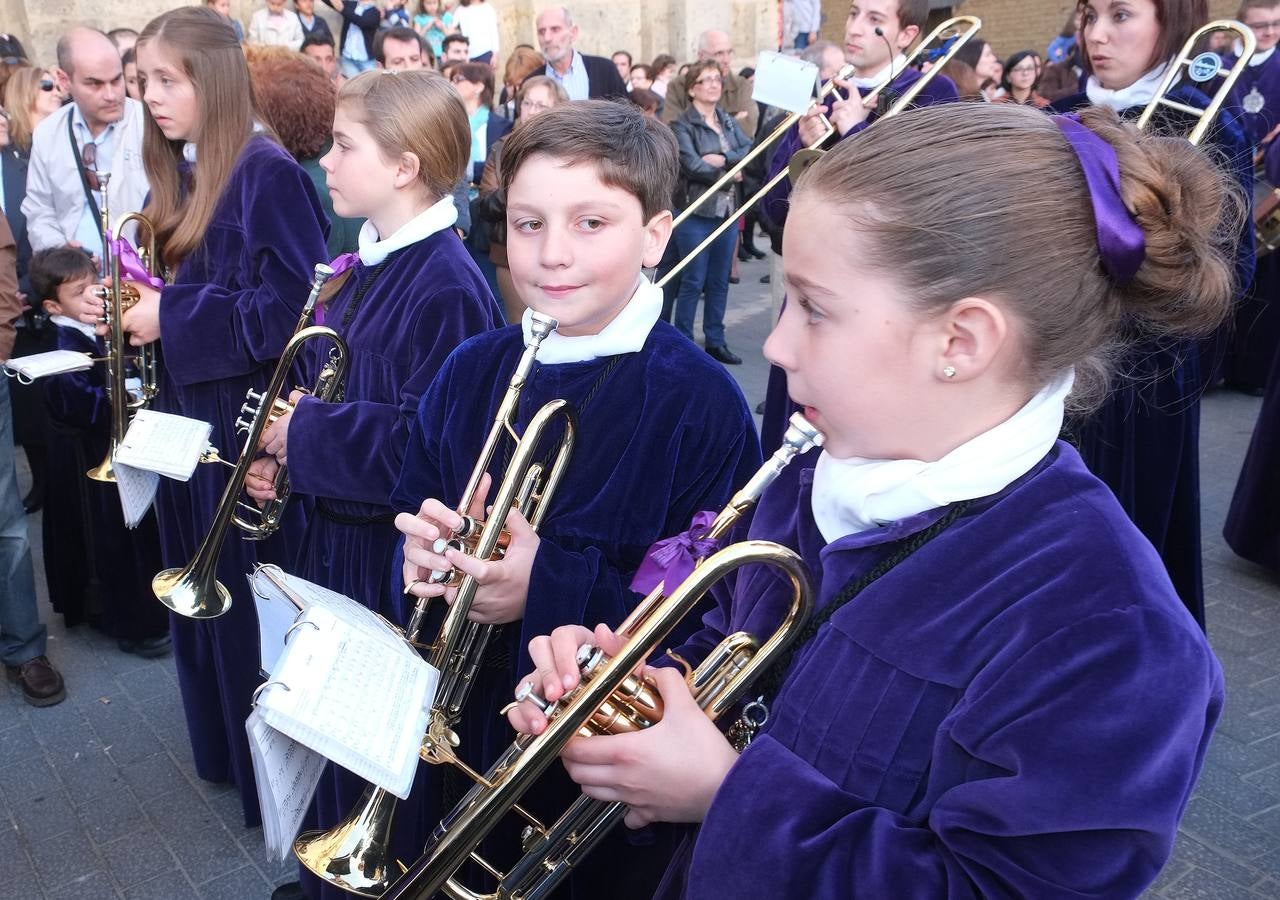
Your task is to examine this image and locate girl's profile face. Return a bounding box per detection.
[320,105,405,221]
[137,40,199,143]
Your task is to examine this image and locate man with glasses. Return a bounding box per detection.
[22,27,146,261]
[532,6,628,101]
[661,30,758,136]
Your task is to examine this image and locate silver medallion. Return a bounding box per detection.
[1246,86,1267,115]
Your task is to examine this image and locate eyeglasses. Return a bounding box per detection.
[81,141,100,192]
[694,76,722,86]
[39,78,55,92]
[1245,19,1280,32]
[450,73,469,83]
[520,99,552,112]
[1009,65,1037,75]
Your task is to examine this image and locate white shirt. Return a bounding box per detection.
[249,8,305,51]
[455,2,500,58]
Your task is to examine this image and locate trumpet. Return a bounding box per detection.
[294,311,576,896]
[378,414,823,900]
[86,174,161,482]
[152,263,347,619]
[657,15,981,288]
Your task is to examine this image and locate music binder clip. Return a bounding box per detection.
[252,680,291,707]
[285,615,320,645]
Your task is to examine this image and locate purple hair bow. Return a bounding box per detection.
[630,510,720,594]
[313,251,360,326]
[1052,115,1146,284]
[106,232,164,291]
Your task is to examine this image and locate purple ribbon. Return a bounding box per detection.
[314,252,360,325]
[1053,115,1146,284]
[629,510,720,594]
[107,232,164,291]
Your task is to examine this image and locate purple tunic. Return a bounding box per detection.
[152,136,330,826]
[657,442,1221,899]
[284,231,498,900]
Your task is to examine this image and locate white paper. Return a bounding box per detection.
[248,567,306,678]
[116,409,213,481]
[246,708,327,861]
[256,605,437,800]
[753,50,821,114]
[2,350,94,382]
[114,461,159,528]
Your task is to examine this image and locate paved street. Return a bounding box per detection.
[2,253,1279,898]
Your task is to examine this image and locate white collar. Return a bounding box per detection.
[520,275,661,365]
[356,195,458,266]
[810,371,1074,541]
[183,122,266,163]
[50,314,98,339]
[852,54,908,91]
[1234,39,1277,66]
[1085,61,1172,111]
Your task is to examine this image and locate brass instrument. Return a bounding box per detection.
[656,15,982,288]
[294,311,576,896]
[152,263,347,619]
[374,414,822,900]
[86,173,161,482]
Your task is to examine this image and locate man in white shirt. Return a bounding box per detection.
[22,28,147,261]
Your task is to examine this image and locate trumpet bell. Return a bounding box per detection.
[295,785,402,898]
[152,566,232,619]
[86,457,117,483]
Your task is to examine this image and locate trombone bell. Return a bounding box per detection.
[151,565,232,619]
[295,785,403,898]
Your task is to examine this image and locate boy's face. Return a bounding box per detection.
[505,155,672,337]
[1242,4,1280,52]
[44,274,98,320]
[296,0,315,13]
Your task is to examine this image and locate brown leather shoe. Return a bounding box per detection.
[5,656,66,707]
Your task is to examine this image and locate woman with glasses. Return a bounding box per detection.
[671,59,753,366]
[3,67,64,157]
[996,50,1050,107]
[451,62,511,303]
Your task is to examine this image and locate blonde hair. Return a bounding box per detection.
[2,65,44,155]
[336,69,469,200]
[139,7,264,267]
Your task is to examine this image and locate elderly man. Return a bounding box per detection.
[22,27,147,260]
[533,6,628,101]
[662,29,758,135]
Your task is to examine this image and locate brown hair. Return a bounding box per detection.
[454,61,495,109]
[940,58,983,101]
[1078,0,1208,77]
[245,47,335,161]
[499,99,678,222]
[503,45,545,93]
[893,0,931,32]
[791,103,1241,409]
[337,69,470,201]
[3,65,45,155]
[1240,0,1280,18]
[682,59,720,97]
[138,7,264,267]
[649,53,676,76]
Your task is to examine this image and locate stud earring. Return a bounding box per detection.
[942,366,957,379]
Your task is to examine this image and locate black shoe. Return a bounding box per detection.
[272,884,306,900]
[706,344,743,365]
[22,487,43,514]
[737,246,752,262]
[118,635,173,659]
[759,274,770,284]
[754,400,766,414]
[6,656,67,707]
[747,245,767,259]
[728,276,740,285]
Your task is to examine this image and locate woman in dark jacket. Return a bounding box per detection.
[671,60,752,365]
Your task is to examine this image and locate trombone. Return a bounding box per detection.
[656,15,982,288]
[376,414,823,900]
[293,311,576,896]
[152,263,347,619]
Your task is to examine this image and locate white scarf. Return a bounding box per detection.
[520,275,662,365]
[1085,61,1172,111]
[1234,40,1277,66]
[810,371,1075,541]
[356,195,458,266]
[852,53,908,91]
[50,314,97,339]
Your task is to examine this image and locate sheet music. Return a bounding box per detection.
[248,568,306,678]
[256,605,437,800]
[246,708,326,861]
[2,350,94,381]
[115,409,213,481]
[753,50,821,114]
[114,461,158,529]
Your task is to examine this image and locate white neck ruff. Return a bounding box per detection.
[521,276,662,365]
[50,314,98,339]
[1085,61,1172,111]
[853,53,908,91]
[810,371,1074,541]
[357,195,458,266]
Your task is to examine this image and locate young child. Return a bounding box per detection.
[249,0,305,49]
[240,69,499,900]
[382,0,411,29]
[31,247,169,656]
[414,0,455,61]
[104,7,330,827]
[1051,0,1255,626]
[204,0,245,41]
[512,101,1230,899]
[391,100,762,898]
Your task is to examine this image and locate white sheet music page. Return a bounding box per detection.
[753,50,822,114]
[246,708,326,861]
[247,567,306,679]
[114,462,159,528]
[3,349,94,381]
[257,605,437,800]
[115,408,212,481]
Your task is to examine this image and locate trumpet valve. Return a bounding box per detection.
[118,283,141,310]
[265,395,293,426]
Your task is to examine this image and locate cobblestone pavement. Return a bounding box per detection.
[2,255,1279,898]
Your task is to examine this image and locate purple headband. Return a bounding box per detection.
[1052,114,1146,284]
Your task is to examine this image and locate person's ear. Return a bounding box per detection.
[394,151,422,189]
[933,297,1010,384]
[896,24,920,52]
[54,68,71,94]
[641,209,673,269]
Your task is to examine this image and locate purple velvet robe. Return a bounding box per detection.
[40,325,167,641]
[387,321,762,899]
[152,136,330,826]
[656,442,1222,899]
[284,232,499,900]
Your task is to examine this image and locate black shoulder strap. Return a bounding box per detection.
[67,112,102,242]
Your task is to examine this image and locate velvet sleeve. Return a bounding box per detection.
[157,152,329,387]
[43,364,106,429]
[389,351,457,517]
[286,288,493,506]
[688,606,1223,899]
